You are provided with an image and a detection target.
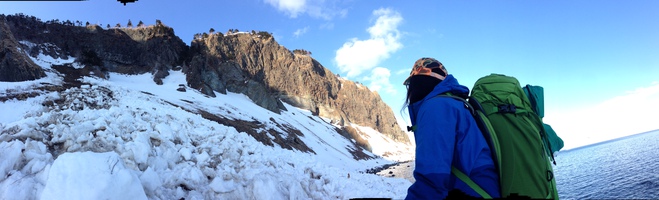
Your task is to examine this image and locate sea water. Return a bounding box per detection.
[553,130,659,199]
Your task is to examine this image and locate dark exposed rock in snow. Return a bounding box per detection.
[0,15,45,82]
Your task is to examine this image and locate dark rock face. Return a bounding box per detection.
[153,69,169,85]
[0,15,45,82]
[185,33,409,143]
[2,14,187,75]
[185,35,288,114]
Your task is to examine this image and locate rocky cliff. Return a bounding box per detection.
[0,14,410,144]
[185,33,408,143]
[1,14,186,77]
[0,15,45,82]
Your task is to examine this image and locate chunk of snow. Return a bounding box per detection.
[0,141,25,179]
[210,177,236,193]
[40,151,147,200]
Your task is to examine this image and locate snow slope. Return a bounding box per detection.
[0,49,413,199]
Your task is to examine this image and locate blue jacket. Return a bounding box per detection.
[406,75,500,199]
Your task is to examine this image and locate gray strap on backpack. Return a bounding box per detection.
[435,94,475,116]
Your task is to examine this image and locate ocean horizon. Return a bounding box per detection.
[553,129,659,199]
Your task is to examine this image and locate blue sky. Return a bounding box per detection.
[2,0,658,149]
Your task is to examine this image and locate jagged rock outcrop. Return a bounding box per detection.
[0,15,45,82]
[185,33,409,143]
[2,14,186,75]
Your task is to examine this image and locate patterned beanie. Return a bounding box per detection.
[403,57,447,85]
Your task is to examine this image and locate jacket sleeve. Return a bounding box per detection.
[406,99,458,200]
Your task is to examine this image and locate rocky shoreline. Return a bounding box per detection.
[367,160,415,183]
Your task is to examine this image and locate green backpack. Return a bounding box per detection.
[442,74,562,199]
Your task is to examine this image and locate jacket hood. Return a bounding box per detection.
[408,74,470,125]
[412,74,470,106]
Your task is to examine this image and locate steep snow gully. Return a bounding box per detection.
[0,45,415,199]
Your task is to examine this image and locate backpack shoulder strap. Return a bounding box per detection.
[436,93,497,198]
[451,166,492,198]
[436,93,475,115]
[407,93,473,132]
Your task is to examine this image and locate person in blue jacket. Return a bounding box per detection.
[403,57,500,199]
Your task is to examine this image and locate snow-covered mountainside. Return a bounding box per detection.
[0,51,413,199]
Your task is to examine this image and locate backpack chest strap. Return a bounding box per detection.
[483,103,532,116]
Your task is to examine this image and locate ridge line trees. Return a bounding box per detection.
[256,31,273,40]
[292,49,312,56]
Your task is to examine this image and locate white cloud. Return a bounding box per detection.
[395,68,410,75]
[334,8,403,78]
[545,82,659,150]
[363,67,397,95]
[264,0,347,20]
[367,8,402,38]
[335,39,392,77]
[293,27,309,37]
[319,22,334,30]
[263,0,306,18]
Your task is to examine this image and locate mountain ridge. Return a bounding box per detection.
[0,13,409,145]
[187,32,409,143]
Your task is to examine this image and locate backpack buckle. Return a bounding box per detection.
[407,126,416,132]
[498,104,517,113]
